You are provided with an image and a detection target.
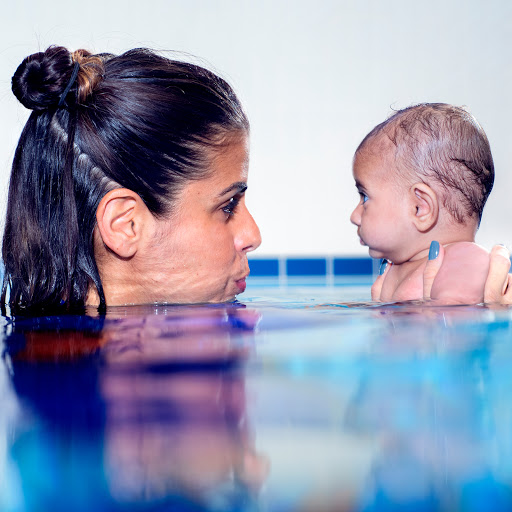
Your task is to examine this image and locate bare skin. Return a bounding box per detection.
[373,243,510,305]
[351,139,490,305]
[484,245,512,303]
[375,243,490,304]
[88,135,261,306]
[418,244,512,305]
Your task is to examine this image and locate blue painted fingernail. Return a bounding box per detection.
[379,259,388,275]
[428,241,440,260]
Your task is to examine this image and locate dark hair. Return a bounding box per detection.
[356,103,494,225]
[3,45,249,313]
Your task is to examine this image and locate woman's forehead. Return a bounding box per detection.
[209,136,250,183]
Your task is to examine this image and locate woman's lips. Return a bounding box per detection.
[235,278,247,293]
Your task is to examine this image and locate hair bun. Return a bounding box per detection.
[12,46,74,111]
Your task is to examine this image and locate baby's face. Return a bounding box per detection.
[350,144,415,264]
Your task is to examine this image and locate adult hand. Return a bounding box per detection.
[483,245,512,304]
[424,242,512,304]
[423,241,445,300]
[373,243,445,301]
[371,259,391,300]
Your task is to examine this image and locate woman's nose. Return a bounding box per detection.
[235,204,262,253]
[350,203,361,226]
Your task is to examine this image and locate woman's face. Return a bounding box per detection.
[142,135,261,304]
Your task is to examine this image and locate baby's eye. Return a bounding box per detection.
[360,193,369,204]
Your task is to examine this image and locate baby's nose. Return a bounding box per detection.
[350,204,361,226]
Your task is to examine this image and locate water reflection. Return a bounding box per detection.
[2,301,512,511]
[3,304,267,511]
[246,305,512,512]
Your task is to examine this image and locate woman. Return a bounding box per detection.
[4,45,261,312]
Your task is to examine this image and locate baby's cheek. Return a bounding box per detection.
[369,220,393,246]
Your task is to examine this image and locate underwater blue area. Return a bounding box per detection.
[2,282,512,511]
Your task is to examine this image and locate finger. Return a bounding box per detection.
[484,245,512,303]
[504,274,512,302]
[423,241,445,300]
[371,259,390,301]
[503,274,512,303]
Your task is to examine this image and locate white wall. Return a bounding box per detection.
[1,0,511,257]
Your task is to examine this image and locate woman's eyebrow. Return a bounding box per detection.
[218,182,247,197]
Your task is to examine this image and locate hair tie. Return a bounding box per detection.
[58,61,80,108]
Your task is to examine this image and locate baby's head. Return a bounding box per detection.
[350,103,494,263]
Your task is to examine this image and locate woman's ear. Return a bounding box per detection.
[410,182,439,232]
[96,188,152,258]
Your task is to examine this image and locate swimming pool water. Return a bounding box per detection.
[2,282,512,511]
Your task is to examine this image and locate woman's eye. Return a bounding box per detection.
[222,196,240,218]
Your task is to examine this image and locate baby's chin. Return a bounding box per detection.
[368,247,411,265]
[368,247,388,260]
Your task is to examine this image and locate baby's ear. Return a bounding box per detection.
[410,183,438,232]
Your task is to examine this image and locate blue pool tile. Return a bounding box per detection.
[286,258,327,276]
[249,256,375,277]
[248,258,280,277]
[333,257,373,276]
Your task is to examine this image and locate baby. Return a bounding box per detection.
[350,103,493,304]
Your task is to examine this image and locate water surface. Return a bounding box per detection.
[2,284,512,511]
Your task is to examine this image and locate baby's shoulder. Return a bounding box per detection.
[431,242,490,304]
[443,241,489,261]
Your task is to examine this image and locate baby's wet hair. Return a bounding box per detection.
[356,103,494,225]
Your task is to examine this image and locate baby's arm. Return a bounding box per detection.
[430,242,490,304]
